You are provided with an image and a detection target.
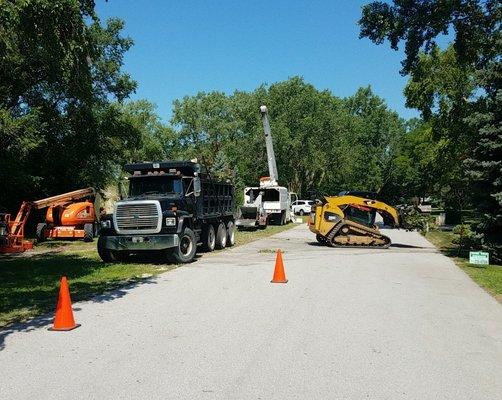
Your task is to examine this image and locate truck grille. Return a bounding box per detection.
[114,201,162,234]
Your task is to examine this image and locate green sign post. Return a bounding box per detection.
[469,251,489,265]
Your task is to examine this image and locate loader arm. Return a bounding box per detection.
[326,195,400,227]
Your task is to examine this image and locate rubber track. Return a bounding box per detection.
[326,220,391,249]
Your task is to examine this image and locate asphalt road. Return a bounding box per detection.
[1,225,501,400]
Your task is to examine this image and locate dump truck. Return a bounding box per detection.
[98,161,235,263]
[308,192,401,248]
[0,188,97,253]
[236,106,297,229]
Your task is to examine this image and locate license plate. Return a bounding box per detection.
[132,237,144,243]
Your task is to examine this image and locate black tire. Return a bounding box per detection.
[83,223,94,242]
[299,209,305,216]
[36,223,47,242]
[316,234,327,245]
[172,227,197,263]
[280,211,286,226]
[97,236,118,262]
[215,223,227,249]
[202,224,216,252]
[226,221,235,247]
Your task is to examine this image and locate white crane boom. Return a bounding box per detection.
[260,105,278,186]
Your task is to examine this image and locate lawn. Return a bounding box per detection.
[425,230,502,302]
[0,222,297,328]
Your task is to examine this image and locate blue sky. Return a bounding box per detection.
[96,0,419,121]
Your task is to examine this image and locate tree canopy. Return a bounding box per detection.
[171,77,407,201]
[0,0,138,210]
[360,0,501,258]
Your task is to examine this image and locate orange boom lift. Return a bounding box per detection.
[0,188,97,254]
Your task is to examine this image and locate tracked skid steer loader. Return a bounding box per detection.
[308,193,401,248]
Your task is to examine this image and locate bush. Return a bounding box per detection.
[452,224,482,249]
[399,208,430,234]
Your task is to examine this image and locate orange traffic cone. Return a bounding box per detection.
[49,276,80,331]
[271,250,288,283]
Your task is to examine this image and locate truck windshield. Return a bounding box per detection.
[129,176,183,196]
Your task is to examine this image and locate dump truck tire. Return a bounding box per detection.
[202,224,216,252]
[226,221,235,247]
[215,223,227,249]
[172,228,196,263]
[97,236,118,262]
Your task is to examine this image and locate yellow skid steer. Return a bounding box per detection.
[308,193,401,248]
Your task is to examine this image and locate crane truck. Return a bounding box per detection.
[236,106,297,229]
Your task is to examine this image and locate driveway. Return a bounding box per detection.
[1,225,501,399]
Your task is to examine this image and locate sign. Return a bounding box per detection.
[469,251,489,265]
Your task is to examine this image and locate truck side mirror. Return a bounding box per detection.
[193,177,201,197]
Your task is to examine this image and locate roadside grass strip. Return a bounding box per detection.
[425,230,502,302]
[0,223,296,328]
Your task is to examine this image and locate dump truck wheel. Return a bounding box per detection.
[172,228,196,263]
[215,223,227,249]
[36,223,47,242]
[202,224,216,252]
[226,221,235,247]
[83,223,94,242]
[97,236,118,262]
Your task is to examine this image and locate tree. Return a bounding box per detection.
[359,0,501,259]
[341,86,405,200]
[170,77,407,200]
[119,100,176,163]
[0,1,138,211]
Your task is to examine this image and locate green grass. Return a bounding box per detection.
[0,222,297,328]
[425,230,502,302]
[235,222,300,246]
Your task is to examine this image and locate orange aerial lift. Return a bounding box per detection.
[0,188,97,254]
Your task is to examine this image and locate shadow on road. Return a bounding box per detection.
[0,252,161,351]
[307,242,432,253]
[390,243,427,249]
[306,241,324,246]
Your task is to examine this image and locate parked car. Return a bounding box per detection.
[291,200,315,215]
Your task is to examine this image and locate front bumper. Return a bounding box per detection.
[100,234,179,251]
[236,218,258,227]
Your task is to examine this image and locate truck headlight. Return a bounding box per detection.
[165,217,176,226]
[101,220,111,229]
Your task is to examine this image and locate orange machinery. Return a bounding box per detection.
[0,188,97,253]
